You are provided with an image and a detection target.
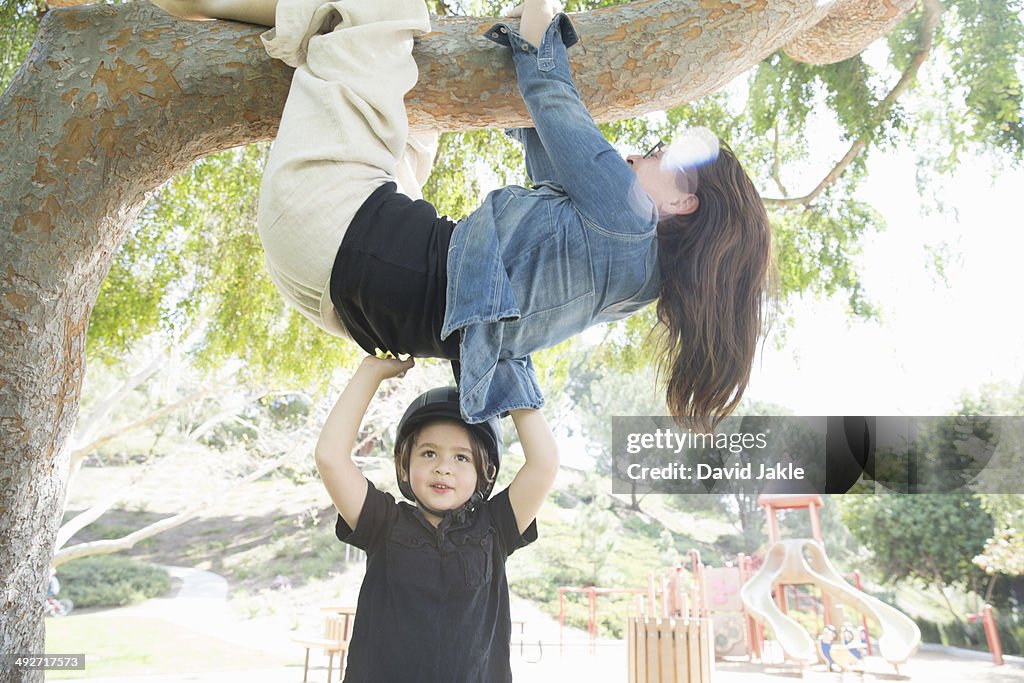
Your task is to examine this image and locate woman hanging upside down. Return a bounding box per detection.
[154,0,774,430]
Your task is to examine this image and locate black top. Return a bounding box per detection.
[336,482,537,683]
[330,182,459,359]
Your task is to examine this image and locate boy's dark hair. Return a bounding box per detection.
[394,418,496,496]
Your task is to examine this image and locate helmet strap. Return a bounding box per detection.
[413,489,485,525]
[414,497,449,521]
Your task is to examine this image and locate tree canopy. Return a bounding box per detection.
[4,0,1021,397]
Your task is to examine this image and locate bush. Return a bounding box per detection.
[59,555,171,608]
[917,616,988,651]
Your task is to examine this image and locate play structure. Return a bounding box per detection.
[738,494,921,672]
[558,493,925,680]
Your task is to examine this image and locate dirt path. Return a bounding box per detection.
[103,565,298,660]
[86,567,1024,683]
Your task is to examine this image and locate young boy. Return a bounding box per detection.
[315,355,558,681]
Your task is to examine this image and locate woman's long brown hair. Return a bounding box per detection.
[655,140,774,431]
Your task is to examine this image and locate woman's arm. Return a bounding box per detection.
[315,355,414,530]
[507,408,559,534]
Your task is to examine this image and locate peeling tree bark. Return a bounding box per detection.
[0,0,907,673]
[782,0,917,65]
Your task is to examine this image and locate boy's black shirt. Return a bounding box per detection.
[335,481,537,682]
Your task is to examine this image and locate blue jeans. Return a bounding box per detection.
[443,14,661,422]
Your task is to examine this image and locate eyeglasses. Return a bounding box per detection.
[643,138,701,194]
[642,140,666,159]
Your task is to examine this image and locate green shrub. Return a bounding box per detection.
[917,619,940,644]
[916,616,990,651]
[59,555,171,608]
[996,621,1022,656]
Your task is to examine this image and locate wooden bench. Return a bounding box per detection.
[293,607,356,683]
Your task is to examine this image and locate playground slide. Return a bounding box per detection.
[740,541,818,664]
[740,539,921,666]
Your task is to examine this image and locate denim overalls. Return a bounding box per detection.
[444,14,662,423]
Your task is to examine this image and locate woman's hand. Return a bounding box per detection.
[504,0,562,17]
[516,0,563,48]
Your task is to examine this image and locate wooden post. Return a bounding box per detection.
[628,600,640,683]
[626,612,714,682]
[558,587,566,655]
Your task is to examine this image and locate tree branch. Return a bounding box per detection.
[56,486,136,550]
[53,438,308,565]
[69,383,223,459]
[771,121,790,196]
[931,565,963,623]
[763,0,943,208]
[71,357,163,449]
[984,574,998,605]
[783,0,917,65]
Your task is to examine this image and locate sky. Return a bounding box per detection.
[745,148,1024,416]
[586,35,1024,420]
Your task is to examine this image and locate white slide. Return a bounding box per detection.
[740,539,921,666]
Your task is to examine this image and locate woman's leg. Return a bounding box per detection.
[257,0,432,334]
[395,131,439,201]
[152,0,278,26]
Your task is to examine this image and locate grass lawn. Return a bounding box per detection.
[45,613,288,679]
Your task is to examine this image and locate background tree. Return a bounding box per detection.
[961,378,1024,603]
[839,494,994,623]
[973,494,1024,603]
[55,351,458,564]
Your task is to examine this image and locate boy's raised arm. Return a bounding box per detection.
[316,356,414,530]
[507,408,560,534]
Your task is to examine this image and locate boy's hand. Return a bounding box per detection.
[359,354,415,381]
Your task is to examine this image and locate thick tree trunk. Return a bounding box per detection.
[0,7,283,674]
[0,0,908,673]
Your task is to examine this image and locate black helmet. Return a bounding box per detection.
[394,387,502,503]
